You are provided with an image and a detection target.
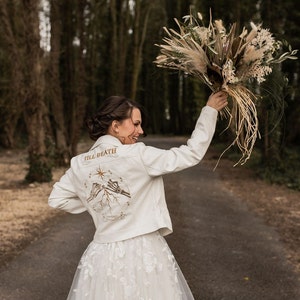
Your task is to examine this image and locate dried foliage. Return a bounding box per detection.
[154,11,298,166]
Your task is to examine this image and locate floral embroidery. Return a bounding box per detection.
[70,232,185,300]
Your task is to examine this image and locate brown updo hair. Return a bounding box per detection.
[86,95,147,141]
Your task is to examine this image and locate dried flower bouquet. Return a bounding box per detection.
[154,11,297,166]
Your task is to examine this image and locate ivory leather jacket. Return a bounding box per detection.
[48,106,218,243]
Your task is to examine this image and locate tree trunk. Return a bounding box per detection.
[109,0,118,94]
[259,0,287,168]
[22,0,51,182]
[0,1,24,148]
[108,0,131,95]
[49,0,70,165]
[130,0,151,100]
[116,0,130,94]
[69,0,88,155]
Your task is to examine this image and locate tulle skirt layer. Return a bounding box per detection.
[67,231,195,300]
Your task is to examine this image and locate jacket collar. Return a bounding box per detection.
[90,135,122,151]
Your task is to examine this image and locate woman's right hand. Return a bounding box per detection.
[206,91,228,111]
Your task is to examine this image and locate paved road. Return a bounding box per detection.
[1,137,300,300]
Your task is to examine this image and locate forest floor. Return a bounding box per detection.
[0,138,299,278]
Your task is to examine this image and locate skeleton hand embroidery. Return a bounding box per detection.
[106,179,131,198]
[87,183,104,202]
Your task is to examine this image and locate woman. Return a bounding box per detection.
[48,92,228,300]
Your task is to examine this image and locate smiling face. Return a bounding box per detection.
[110,108,144,144]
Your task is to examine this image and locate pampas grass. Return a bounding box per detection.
[154,11,297,166]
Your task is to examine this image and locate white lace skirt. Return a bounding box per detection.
[67,231,195,300]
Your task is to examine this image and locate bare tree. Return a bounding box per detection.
[130,0,151,100]
[48,0,70,165]
[0,1,24,147]
[0,0,51,181]
[108,0,131,94]
[22,0,51,182]
[58,0,89,156]
[70,0,89,155]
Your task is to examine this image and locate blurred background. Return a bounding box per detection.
[0,0,299,189]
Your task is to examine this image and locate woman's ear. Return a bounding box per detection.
[111,120,119,134]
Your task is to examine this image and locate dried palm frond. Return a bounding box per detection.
[154,11,298,166]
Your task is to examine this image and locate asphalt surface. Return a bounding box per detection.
[0,137,300,300]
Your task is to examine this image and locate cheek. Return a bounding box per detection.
[120,123,135,135]
[129,126,137,135]
[127,122,137,133]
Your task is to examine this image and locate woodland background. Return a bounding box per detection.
[0,0,299,188]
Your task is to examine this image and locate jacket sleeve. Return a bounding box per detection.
[141,106,218,176]
[48,165,87,214]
